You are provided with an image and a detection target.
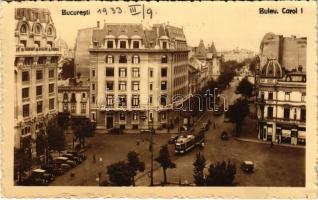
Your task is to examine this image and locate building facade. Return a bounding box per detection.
[57,78,90,118]
[259,33,306,72]
[256,59,306,145]
[87,23,189,131]
[14,8,61,156]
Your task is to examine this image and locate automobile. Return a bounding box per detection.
[67,151,87,161]
[41,164,64,176]
[109,127,124,134]
[221,131,230,140]
[59,163,71,171]
[62,154,82,164]
[66,160,77,168]
[30,169,50,185]
[43,172,55,183]
[241,161,255,173]
[140,129,152,134]
[201,123,209,131]
[168,135,179,144]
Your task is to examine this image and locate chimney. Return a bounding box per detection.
[97,21,100,28]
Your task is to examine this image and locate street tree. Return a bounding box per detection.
[72,117,95,148]
[206,161,236,186]
[226,98,249,137]
[236,77,254,98]
[127,151,145,186]
[35,129,47,157]
[47,119,66,154]
[193,151,206,186]
[14,148,32,182]
[107,161,133,186]
[155,145,176,184]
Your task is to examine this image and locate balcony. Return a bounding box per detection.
[16,46,60,56]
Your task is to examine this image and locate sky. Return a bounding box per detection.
[47,1,313,52]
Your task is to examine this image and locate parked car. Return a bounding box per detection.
[168,135,179,144]
[221,131,230,140]
[43,172,55,183]
[55,157,73,170]
[30,169,50,185]
[241,161,255,173]
[109,127,124,134]
[67,151,87,161]
[62,153,82,164]
[41,163,64,176]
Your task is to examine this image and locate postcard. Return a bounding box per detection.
[1,1,317,198]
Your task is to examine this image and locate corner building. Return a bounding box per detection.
[14,8,60,156]
[88,23,189,131]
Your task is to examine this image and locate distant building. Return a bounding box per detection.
[58,78,90,118]
[256,58,306,145]
[88,23,189,131]
[191,40,222,85]
[259,33,307,72]
[74,25,98,81]
[221,48,256,63]
[14,8,61,156]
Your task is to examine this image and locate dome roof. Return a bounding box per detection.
[260,59,283,78]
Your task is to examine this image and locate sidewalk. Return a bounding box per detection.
[234,137,306,149]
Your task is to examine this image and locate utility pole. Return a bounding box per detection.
[150,127,154,186]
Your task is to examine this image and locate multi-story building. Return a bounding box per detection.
[14,8,61,156]
[87,23,189,131]
[259,33,306,72]
[256,58,306,145]
[221,48,256,63]
[57,78,90,118]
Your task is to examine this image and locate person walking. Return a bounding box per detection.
[93,154,96,163]
[270,141,274,148]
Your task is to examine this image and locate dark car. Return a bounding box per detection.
[168,135,179,144]
[41,164,64,176]
[67,151,87,161]
[29,169,50,186]
[241,161,255,173]
[221,131,230,140]
[109,127,124,134]
[43,173,55,183]
[62,154,82,164]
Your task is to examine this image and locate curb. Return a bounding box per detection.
[234,137,306,149]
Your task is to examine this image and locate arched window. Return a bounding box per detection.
[35,24,41,34]
[71,93,76,102]
[20,24,27,33]
[47,27,53,36]
[63,93,68,100]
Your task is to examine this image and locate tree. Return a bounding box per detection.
[72,117,95,148]
[107,161,133,186]
[155,145,176,184]
[226,98,249,136]
[127,151,145,186]
[14,148,32,182]
[60,58,75,80]
[47,119,66,153]
[236,77,254,98]
[206,161,236,186]
[35,129,47,157]
[193,151,206,186]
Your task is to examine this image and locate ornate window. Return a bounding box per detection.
[20,24,27,33]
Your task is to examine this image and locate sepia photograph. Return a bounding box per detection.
[1,1,317,198]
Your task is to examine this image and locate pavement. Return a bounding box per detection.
[50,79,305,187]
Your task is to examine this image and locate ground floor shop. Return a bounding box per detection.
[258,121,306,145]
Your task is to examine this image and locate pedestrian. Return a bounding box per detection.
[93,154,96,163]
[270,141,274,148]
[99,157,103,165]
[213,122,216,129]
